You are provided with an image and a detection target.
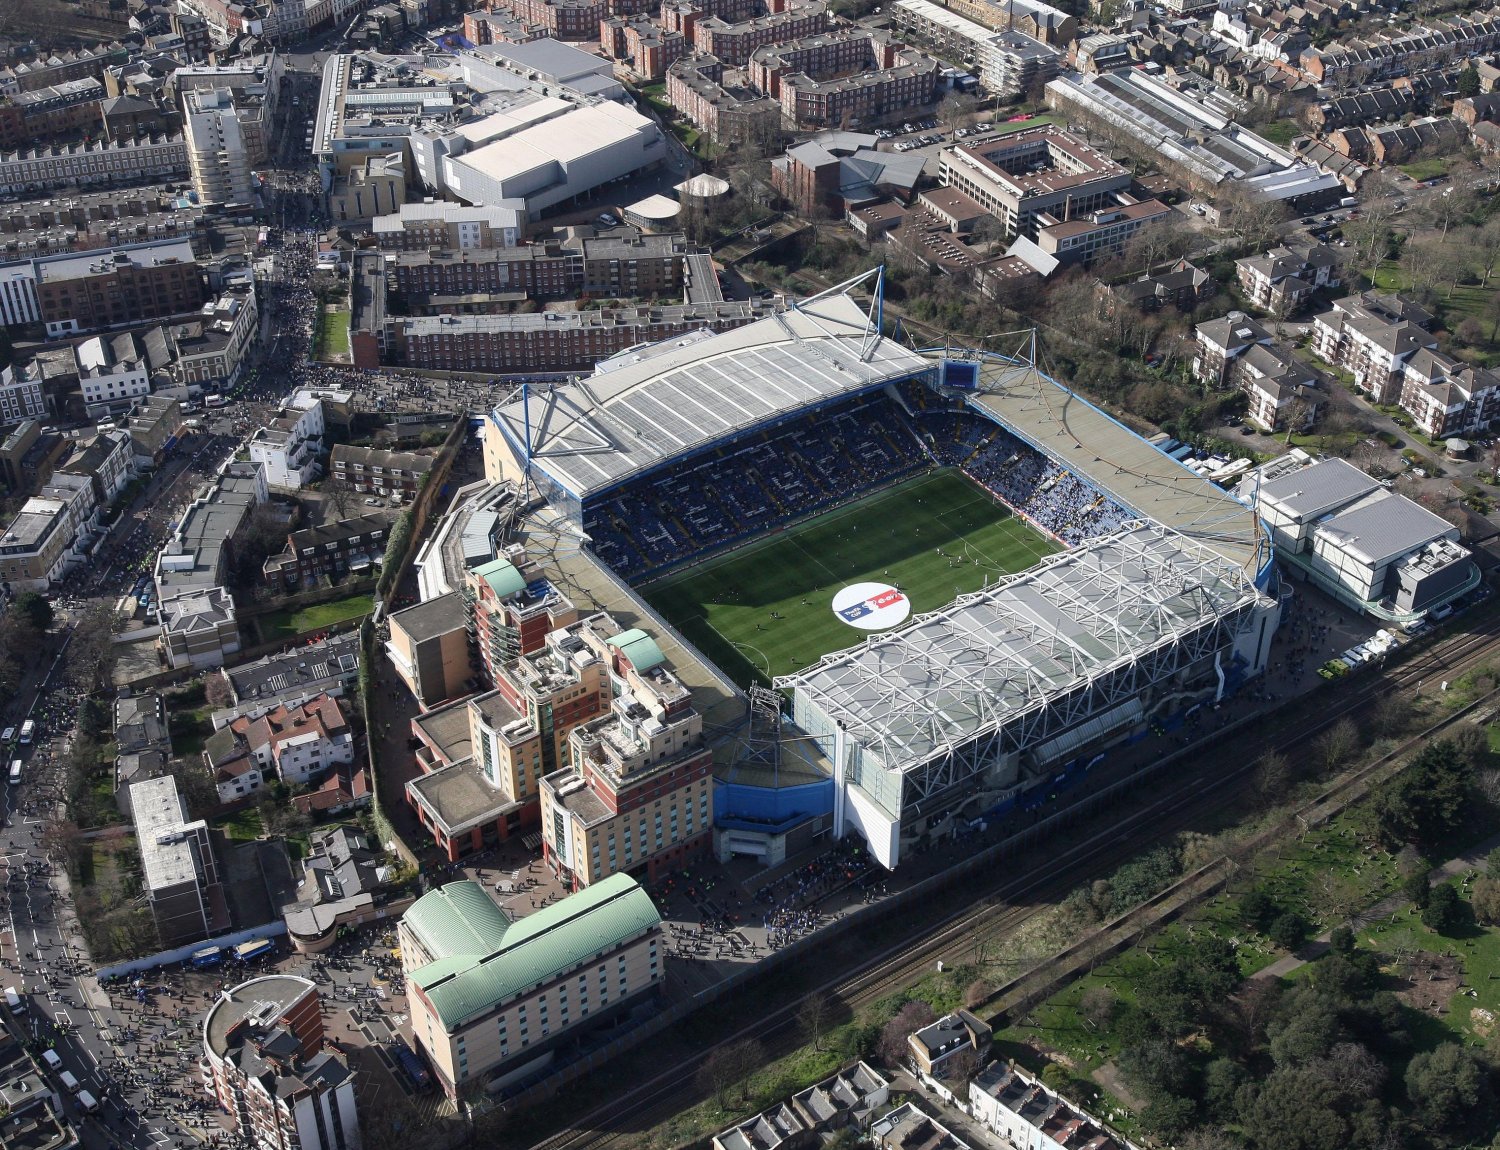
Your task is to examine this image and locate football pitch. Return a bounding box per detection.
[643,470,1060,686]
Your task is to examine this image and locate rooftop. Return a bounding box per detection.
[491,292,933,500]
[403,874,660,1029]
[225,631,360,703]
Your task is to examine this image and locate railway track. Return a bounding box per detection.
[525,614,1500,1150]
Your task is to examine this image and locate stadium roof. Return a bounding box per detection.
[492,288,932,499]
[967,356,1270,581]
[778,523,1263,779]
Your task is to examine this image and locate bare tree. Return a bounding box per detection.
[877,1000,936,1070]
[696,1038,765,1107]
[1253,750,1292,802]
[1218,182,1290,252]
[326,477,355,520]
[938,91,978,135]
[1313,717,1360,775]
[797,992,831,1051]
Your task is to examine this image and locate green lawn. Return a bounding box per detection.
[215,806,265,842]
[984,113,1066,136]
[258,593,372,642]
[317,309,350,358]
[643,470,1058,685]
[1257,118,1299,147]
[1399,157,1449,182]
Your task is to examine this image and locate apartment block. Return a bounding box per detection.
[464,549,579,685]
[161,585,241,669]
[76,330,153,416]
[329,444,434,498]
[1235,242,1340,315]
[183,87,255,207]
[0,473,98,591]
[937,128,1132,240]
[541,618,714,890]
[130,773,226,947]
[263,513,389,588]
[371,201,525,251]
[386,228,688,301]
[400,873,663,1097]
[407,599,597,861]
[249,395,325,490]
[0,134,188,197]
[600,16,687,79]
[746,30,940,131]
[665,54,781,143]
[0,366,45,428]
[203,976,360,1150]
[1311,292,1439,404]
[34,238,206,339]
[383,300,773,373]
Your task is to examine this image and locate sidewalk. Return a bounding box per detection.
[1254,828,1500,980]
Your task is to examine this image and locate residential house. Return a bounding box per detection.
[908,1010,993,1080]
[205,693,355,802]
[1104,258,1215,315]
[328,444,433,499]
[1193,313,1273,387]
[1235,242,1339,315]
[970,1061,1138,1150]
[1236,342,1320,431]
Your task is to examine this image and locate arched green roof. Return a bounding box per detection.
[607,628,666,672]
[473,558,526,600]
[403,880,511,963]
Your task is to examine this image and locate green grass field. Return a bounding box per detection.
[643,470,1058,685]
[258,592,372,642]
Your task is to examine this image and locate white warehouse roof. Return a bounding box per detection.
[448,100,656,189]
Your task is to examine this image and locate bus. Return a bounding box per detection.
[7,762,19,786]
[190,946,223,969]
[17,721,33,745]
[235,938,276,963]
[204,393,228,408]
[393,1040,431,1091]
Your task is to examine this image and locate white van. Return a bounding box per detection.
[8,761,19,785]
[40,1050,61,1071]
[75,1090,99,1114]
[0,727,13,743]
[3,988,24,1014]
[58,1071,79,1094]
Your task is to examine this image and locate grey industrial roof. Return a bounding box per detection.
[1256,456,1379,520]
[492,293,932,499]
[779,523,1263,778]
[130,775,204,894]
[1313,489,1456,568]
[968,357,1269,579]
[390,591,465,643]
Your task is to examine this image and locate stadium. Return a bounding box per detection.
[484,271,1281,869]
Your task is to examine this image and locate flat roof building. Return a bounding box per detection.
[130,773,227,947]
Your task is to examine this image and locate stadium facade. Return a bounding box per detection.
[484,271,1280,869]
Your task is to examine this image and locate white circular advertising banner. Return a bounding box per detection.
[832,582,911,631]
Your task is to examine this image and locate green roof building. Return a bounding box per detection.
[399,872,664,1097]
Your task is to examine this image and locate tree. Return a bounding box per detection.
[1459,63,1482,98]
[1202,1057,1248,1122]
[1329,926,1355,955]
[204,671,235,709]
[77,697,108,742]
[1241,889,1280,933]
[1219,181,1290,251]
[695,1038,765,1107]
[1369,738,1473,849]
[1405,1043,1494,1138]
[1253,751,1292,802]
[964,978,993,1009]
[1269,912,1309,952]
[1267,988,1344,1067]
[1313,718,1360,776]
[325,477,355,520]
[1241,1069,1350,1150]
[1404,871,1431,909]
[12,591,52,633]
[877,1000,935,1070]
[938,92,978,135]
[797,992,831,1051]
[1421,882,1462,933]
